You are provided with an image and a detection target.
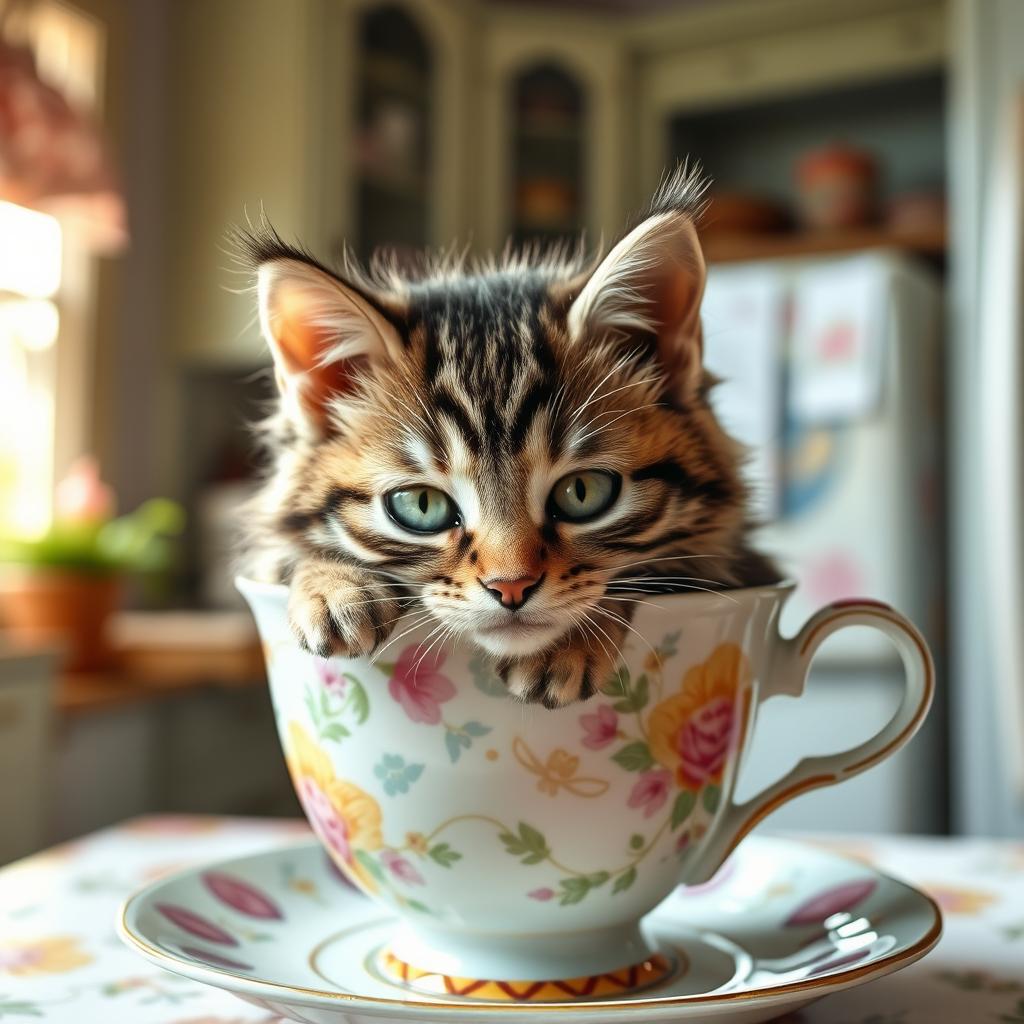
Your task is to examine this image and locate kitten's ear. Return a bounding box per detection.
[566,167,709,399]
[255,252,403,436]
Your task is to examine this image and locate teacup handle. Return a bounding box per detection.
[690,599,934,883]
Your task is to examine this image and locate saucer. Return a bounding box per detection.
[118,835,941,1023]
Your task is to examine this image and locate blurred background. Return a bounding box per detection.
[0,0,1020,862]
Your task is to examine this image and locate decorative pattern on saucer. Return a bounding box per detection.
[118,835,943,1024]
[374,948,678,1001]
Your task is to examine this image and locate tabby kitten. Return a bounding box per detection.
[239,167,777,708]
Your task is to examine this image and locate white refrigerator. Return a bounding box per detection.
[701,252,945,834]
[948,0,1024,837]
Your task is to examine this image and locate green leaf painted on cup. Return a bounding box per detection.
[354,850,384,883]
[406,899,432,914]
[343,675,370,725]
[428,842,462,868]
[586,871,610,888]
[558,876,592,905]
[702,784,721,814]
[613,866,637,894]
[469,652,507,698]
[462,720,492,738]
[629,833,645,851]
[612,741,654,773]
[602,667,630,699]
[320,722,350,743]
[671,790,696,829]
[499,822,550,865]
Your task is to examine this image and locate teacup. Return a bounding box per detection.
[238,577,932,1001]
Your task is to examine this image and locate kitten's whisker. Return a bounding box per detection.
[568,347,643,425]
[605,554,723,573]
[606,581,740,605]
[571,610,610,663]
[369,610,435,663]
[580,375,661,413]
[592,605,659,662]
[599,595,666,611]
[573,403,662,446]
[410,622,451,679]
[582,610,627,671]
[609,575,729,587]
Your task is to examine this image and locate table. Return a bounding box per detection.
[1,817,1022,1023]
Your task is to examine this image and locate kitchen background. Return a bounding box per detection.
[0,0,1020,864]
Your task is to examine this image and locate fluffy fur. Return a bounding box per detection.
[237,166,777,707]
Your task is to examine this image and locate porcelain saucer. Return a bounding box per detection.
[118,835,941,1024]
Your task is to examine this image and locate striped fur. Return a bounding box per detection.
[237,166,777,707]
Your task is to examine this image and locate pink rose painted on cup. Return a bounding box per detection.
[627,769,672,818]
[580,704,619,750]
[649,644,751,792]
[297,776,352,864]
[388,645,456,725]
[381,850,425,886]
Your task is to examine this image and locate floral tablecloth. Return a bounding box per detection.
[1,816,1022,1023]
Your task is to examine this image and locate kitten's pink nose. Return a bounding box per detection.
[480,574,542,610]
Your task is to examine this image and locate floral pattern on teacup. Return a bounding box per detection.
[285,635,754,910]
[648,643,750,793]
[285,722,384,893]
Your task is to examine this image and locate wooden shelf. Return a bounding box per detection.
[701,223,947,264]
[55,610,266,716]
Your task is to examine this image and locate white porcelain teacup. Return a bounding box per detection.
[238,577,932,998]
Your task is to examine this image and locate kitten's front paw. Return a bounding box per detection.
[501,642,613,709]
[288,559,399,658]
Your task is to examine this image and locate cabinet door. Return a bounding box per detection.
[477,14,628,253]
[0,652,55,863]
[327,0,475,261]
[508,64,587,250]
[352,5,434,260]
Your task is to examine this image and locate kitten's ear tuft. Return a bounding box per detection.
[241,228,404,437]
[567,164,710,399]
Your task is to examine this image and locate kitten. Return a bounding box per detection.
[237,166,778,708]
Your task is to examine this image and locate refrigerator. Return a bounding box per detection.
[948,0,1024,837]
[701,252,945,834]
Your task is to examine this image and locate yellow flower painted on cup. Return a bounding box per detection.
[648,644,751,792]
[286,721,383,891]
[0,935,91,975]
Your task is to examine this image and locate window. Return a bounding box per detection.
[0,0,103,539]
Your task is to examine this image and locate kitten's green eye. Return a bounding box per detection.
[548,470,621,523]
[385,487,460,534]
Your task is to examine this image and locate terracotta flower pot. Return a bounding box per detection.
[0,569,121,672]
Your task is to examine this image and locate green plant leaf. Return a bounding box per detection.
[613,866,638,894]
[671,790,696,829]
[428,842,462,868]
[702,784,721,814]
[612,741,654,773]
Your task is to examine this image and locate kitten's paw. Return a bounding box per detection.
[288,559,399,658]
[501,642,612,709]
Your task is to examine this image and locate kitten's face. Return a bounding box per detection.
[249,169,751,661]
[268,275,744,660]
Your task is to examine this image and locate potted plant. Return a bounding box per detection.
[0,457,184,671]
